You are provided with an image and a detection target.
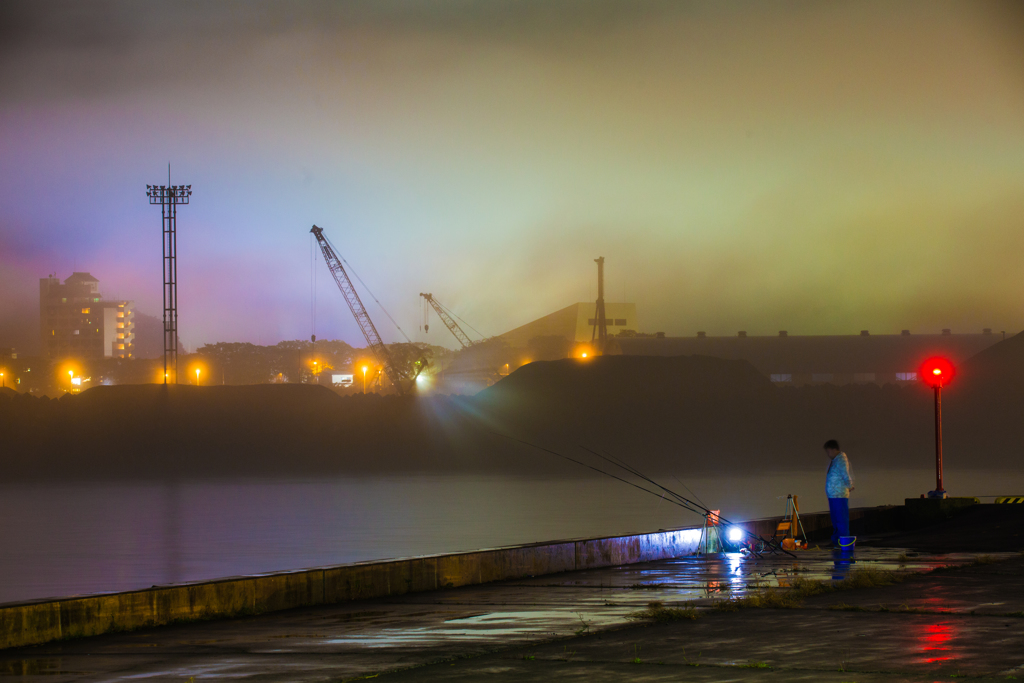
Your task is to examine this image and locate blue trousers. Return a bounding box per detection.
[828,497,850,545]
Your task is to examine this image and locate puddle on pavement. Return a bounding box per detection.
[322,609,626,647]
[0,658,92,676]
[270,548,996,650]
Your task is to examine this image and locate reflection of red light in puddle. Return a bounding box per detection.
[920,622,954,663]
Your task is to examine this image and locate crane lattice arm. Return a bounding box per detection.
[311,225,407,393]
[420,293,474,349]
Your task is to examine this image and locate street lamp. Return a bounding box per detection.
[919,357,955,498]
[362,365,368,394]
[313,360,319,385]
[195,368,201,385]
[1,371,4,388]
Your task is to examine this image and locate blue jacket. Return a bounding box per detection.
[826,453,853,499]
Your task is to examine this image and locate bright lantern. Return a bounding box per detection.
[919,357,955,388]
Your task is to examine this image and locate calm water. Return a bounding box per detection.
[1,468,1020,604]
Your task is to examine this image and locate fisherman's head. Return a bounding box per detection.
[823,439,841,458]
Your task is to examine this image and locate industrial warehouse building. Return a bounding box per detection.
[616,330,1003,386]
[39,272,135,360]
[494,302,1003,386]
[497,302,638,349]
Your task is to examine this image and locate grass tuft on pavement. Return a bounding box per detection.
[715,568,905,610]
[627,601,699,622]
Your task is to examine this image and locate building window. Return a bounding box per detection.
[117,312,124,318]
[118,344,124,349]
[117,333,124,340]
[61,298,66,303]
[614,319,627,325]
[770,373,793,382]
[896,372,917,381]
[81,308,90,314]
[117,323,124,329]
[73,330,79,335]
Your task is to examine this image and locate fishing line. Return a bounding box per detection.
[573,444,793,557]
[672,474,709,511]
[492,431,792,556]
[580,446,701,514]
[490,432,701,515]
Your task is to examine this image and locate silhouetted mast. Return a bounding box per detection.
[592,256,607,354]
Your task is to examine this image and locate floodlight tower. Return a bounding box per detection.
[146,175,192,384]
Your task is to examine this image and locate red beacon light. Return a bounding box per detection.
[919,357,954,389]
[918,356,955,498]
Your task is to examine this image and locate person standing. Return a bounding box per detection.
[824,439,854,546]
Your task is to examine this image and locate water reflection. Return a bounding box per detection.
[162,481,183,585]
[918,621,956,664]
[1,469,1019,604]
[832,547,857,580]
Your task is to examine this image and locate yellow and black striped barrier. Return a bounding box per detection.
[995,496,1024,504]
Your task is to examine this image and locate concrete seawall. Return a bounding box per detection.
[0,505,898,650]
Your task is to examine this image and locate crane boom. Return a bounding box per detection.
[420,293,474,348]
[310,224,407,393]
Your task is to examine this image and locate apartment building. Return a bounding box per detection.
[39,272,134,359]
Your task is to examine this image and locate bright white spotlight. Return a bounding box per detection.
[728,527,744,542]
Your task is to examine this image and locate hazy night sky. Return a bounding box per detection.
[2,0,1023,352]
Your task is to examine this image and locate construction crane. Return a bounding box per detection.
[420,293,475,349]
[310,224,424,394]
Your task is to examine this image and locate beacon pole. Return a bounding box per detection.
[920,357,953,499]
[933,380,944,496]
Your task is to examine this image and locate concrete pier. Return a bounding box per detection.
[1,503,1022,681]
[0,505,899,650]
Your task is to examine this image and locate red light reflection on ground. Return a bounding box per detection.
[918,621,955,664]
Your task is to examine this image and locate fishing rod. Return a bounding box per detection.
[493,430,793,557]
[493,432,703,516]
[577,445,793,557]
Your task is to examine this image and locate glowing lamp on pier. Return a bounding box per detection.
[918,356,954,498]
[919,357,954,388]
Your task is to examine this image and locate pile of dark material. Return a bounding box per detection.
[2,333,1023,479]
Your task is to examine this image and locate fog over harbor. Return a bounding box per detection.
[2,0,1024,639]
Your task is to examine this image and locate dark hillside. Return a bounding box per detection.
[959,331,1024,393]
[0,385,500,478]
[477,355,937,473]
[1,345,1022,479]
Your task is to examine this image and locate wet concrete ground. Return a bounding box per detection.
[2,546,1022,681]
